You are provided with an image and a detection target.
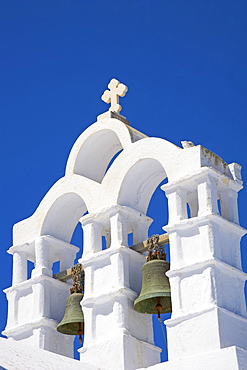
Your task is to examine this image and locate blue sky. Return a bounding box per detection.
[1,0,247,363]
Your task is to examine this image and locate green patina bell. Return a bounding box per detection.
[134,259,172,317]
[57,292,84,341]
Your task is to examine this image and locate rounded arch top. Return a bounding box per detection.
[65,118,147,183]
[116,158,167,214]
[41,192,87,242]
[12,175,97,245]
[100,137,201,214]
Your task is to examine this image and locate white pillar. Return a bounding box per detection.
[80,218,104,254]
[220,188,239,224]
[32,237,52,277]
[197,175,218,216]
[164,186,188,223]
[12,250,27,285]
[110,211,128,247]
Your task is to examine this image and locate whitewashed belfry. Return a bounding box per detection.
[1,79,247,370]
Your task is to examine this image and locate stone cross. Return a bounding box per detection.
[101,78,128,113]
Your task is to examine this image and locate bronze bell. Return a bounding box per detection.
[57,291,84,342]
[134,258,172,318]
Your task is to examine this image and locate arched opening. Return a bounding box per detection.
[41,193,88,359]
[118,158,167,214]
[41,193,87,243]
[72,129,123,183]
[118,158,170,362]
[147,177,170,363]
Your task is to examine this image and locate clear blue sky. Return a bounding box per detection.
[1,0,247,362]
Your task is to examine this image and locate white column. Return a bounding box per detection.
[32,237,52,277]
[197,175,218,216]
[164,186,188,223]
[110,211,128,247]
[12,250,27,285]
[220,188,239,224]
[81,219,103,254]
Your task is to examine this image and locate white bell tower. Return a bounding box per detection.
[1,79,247,370]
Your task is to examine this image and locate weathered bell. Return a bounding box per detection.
[134,259,171,317]
[57,292,84,339]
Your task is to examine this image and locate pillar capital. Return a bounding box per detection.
[80,205,152,230]
[80,205,153,254]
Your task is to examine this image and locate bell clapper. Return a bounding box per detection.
[78,322,83,344]
[158,315,168,349]
[155,297,163,319]
[155,296,168,349]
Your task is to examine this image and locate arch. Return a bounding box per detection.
[100,137,200,213]
[70,129,123,182]
[13,175,96,245]
[65,119,146,183]
[41,192,87,242]
[117,158,167,214]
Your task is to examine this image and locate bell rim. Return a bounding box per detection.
[134,291,171,306]
[134,292,172,314]
[57,320,84,335]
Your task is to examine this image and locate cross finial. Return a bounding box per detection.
[101,78,128,113]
